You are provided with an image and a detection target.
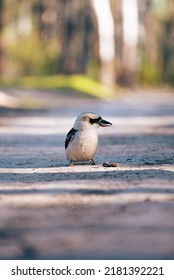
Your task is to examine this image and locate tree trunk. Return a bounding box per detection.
[0,0,4,74]
[121,0,139,85]
[57,0,92,75]
[91,0,115,86]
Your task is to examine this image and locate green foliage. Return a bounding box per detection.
[20,75,116,99]
[5,34,57,76]
[0,75,116,100]
[138,60,161,85]
[86,59,100,80]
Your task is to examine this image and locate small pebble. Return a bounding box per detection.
[103,162,119,167]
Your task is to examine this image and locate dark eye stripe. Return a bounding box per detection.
[89,117,101,124]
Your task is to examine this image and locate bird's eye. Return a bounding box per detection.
[89,117,101,124]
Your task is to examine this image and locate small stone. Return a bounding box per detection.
[103,162,119,167]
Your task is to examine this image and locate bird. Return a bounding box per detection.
[65,112,112,165]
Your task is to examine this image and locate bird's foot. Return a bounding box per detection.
[91,159,96,165]
[67,162,74,166]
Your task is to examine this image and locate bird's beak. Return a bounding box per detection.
[99,118,112,127]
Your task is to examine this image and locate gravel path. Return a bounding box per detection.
[0,88,174,259]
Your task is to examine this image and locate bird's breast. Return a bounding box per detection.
[66,129,98,162]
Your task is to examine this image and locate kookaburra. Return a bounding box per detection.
[65,112,112,165]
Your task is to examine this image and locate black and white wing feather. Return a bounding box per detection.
[65,128,78,149]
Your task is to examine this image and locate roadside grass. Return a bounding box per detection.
[0,75,117,100]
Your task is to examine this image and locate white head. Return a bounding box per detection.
[73,112,112,131]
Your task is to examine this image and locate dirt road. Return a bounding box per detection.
[0,88,174,259]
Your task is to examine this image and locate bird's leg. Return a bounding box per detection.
[68,161,74,166]
[91,159,96,165]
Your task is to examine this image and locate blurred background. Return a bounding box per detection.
[0,0,174,93]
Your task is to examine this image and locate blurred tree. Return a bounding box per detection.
[33,0,58,39]
[121,0,139,86]
[0,0,4,74]
[55,0,93,74]
[109,0,123,85]
[162,19,174,84]
[160,0,174,84]
[17,0,32,36]
[32,0,44,37]
[0,0,174,87]
[91,0,115,86]
[138,0,162,84]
